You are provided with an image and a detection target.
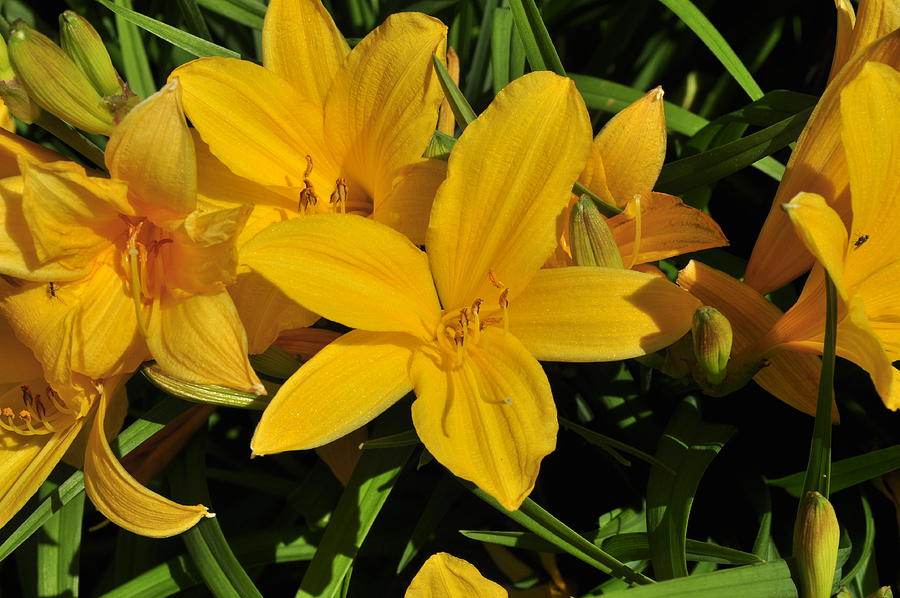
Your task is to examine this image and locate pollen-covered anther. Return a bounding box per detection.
[330,178,349,214]
[0,385,57,435]
[298,155,319,214]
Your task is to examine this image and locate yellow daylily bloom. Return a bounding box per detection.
[406,553,507,597]
[0,80,262,393]
[171,0,449,244]
[754,62,900,410]
[552,86,727,268]
[0,323,208,537]
[744,29,900,294]
[682,62,900,412]
[242,73,700,509]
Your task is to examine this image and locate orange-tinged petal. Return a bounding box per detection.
[20,159,128,275]
[510,267,699,361]
[577,143,613,206]
[375,158,447,245]
[0,382,84,529]
[0,128,65,176]
[609,192,728,265]
[841,61,900,282]
[411,329,556,511]
[589,86,666,208]
[845,0,900,68]
[252,329,417,454]
[676,260,827,416]
[84,380,210,537]
[828,0,857,80]
[230,270,319,355]
[276,327,341,360]
[0,176,86,282]
[105,79,196,225]
[782,192,849,300]
[262,0,349,106]
[744,30,900,294]
[854,260,900,358]
[323,13,446,206]
[1,255,145,384]
[242,214,441,338]
[406,553,507,598]
[427,72,591,310]
[171,57,336,191]
[146,289,262,393]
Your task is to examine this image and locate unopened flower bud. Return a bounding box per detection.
[793,491,840,598]
[866,588,893,598]
[834,587,852,598]
[60,11,123,98]
[0,35,40,123]
[570,195,624,268]
[691,306,732,385]
[8,20,113,134]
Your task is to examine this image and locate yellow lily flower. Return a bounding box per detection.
[551,86,727,268]
[171,0,449,244]
[0,318,208,536]
[406,553,507,597]
[681,61,900,413]
[0,80,262,392]
[241,72,700,509]
[744,27,900,294]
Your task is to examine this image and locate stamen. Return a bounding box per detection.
[123,221,150,338]
[499,288,509,333]
[628,194,643,269]
[46,387,81,417]
[488,270,505,289]
[463,364,512,405]
[330,178,349,214]
[298,155,318,214]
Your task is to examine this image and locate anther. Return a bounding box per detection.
[299,155,319,214]
[488,270,505,289]
[330,178,348,214]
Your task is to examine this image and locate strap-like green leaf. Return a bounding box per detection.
[95,0,240,59]
[602,533,763,565]
[432,55,476,130]
[35,486,84,598]
[508,0,565,75]
[647,398,735,580]
[396,473,464,573]
[560,417,675,473]
[195,0,265,29]
[597,561,797,597]
[176,0,213,41]
[657,0,764,100]
[112,0,155,98]
[768,444,900,497]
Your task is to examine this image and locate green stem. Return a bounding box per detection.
[800,272,838,500]
[34,113,106,170]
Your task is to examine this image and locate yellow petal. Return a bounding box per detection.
[375,158,447,245]
[744,30,900,294]
[840,61,900,283]
[171,57,336,191]
[853,259,900,359]
[194,132,296,210]
[589,86,667,208]
[251,329,417,454]
[410,329,557,511]
[0,177,89,282]
[510,267,699,361]
[782,192,849,300]
[242,214,441,338]
[105,79,196,225]
[0,379,84,530]
[229,271,319,355]
[262,0,349,106]
[609,192,728,265]
[828,0,857,81]
[406,553,507,598]
[577,143,614,206]
[845,0,900,68]
[1,254,145,384]
[84,379,210,537]
[753,352,832,419]
[323,13,446,206]
[0,128,65,177]
[146,290,262,393]
[20,159,128,275]
[427,71,591,310]
[0,315,42,383]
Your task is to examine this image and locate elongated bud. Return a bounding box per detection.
[570,195,624,268]
[865,588,893,598]
[793,491,839,598]
[60,11,123,97]
[8,20,113,134]
[141,364,270,409]
[691,306,732,385]
[0,35,41,123]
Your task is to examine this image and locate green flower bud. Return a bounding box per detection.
[866,588,893,598]
[0,35,41,123]
[8,20,113,134]
[60,11,123,97]
[835,587,852,598]
[570,195,624,268]
[793,491,840,598]
[691,306,732,385]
